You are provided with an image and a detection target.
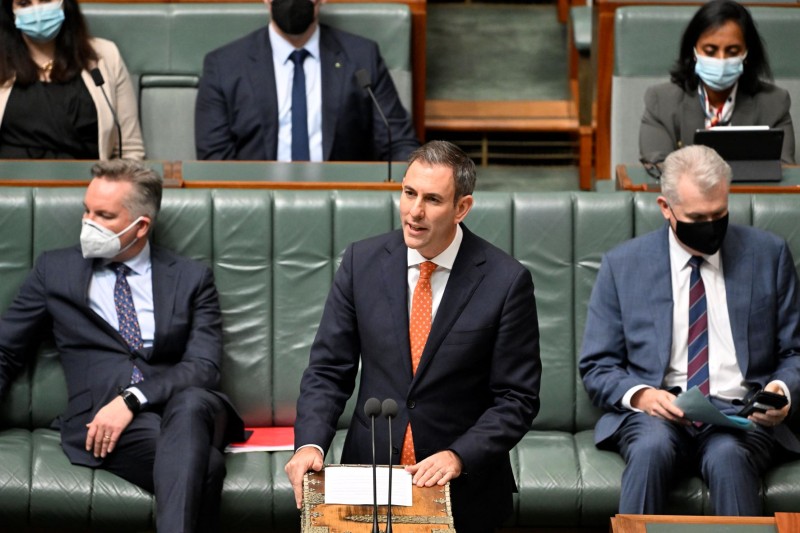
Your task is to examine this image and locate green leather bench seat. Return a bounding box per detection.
[1,189,800,531]
[80,3,413,161]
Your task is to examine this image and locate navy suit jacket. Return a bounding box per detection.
[0,244,243,467]
[194,24,419,161]
[294,225,541,526]
[580,224,800,452]
[639,81,796,164]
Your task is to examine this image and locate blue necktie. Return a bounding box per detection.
[290,49,311,161]
[687,256,709,396]
[111,263,144,384]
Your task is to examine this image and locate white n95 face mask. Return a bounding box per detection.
[80,216,143,259]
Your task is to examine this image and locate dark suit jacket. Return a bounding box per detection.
[194,24,419,161]
[294,225,541,529]
[639,81,796,164]
[0,244,243,467]
[579,224,800,453]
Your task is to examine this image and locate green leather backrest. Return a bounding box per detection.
[4,190,800,435]
[611,5,800,174]
[81,3,412,161]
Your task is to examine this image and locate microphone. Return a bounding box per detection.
[364,397,382,533]
[381,399,398,533]
[355,69,393,182]
[90,68,123,158]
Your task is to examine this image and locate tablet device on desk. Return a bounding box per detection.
[693,127,783,182]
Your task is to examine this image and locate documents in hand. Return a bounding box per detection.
[673,387,755,430]
[324,465,413,506]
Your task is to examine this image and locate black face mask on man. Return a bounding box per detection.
[670,206,729,255]
[271,0,316,35]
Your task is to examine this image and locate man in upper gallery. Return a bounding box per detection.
[194,0,420,162]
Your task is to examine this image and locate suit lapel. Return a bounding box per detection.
[78,253,137,351]
[730,90,756,126]
[381,233,413,378]
[680,90,705,148]
[150,246,178,359]
[650,227,675,370]
[720,228,753,375]
[248,29,280,159]
[413,227,485,383]
[319,26,344,161]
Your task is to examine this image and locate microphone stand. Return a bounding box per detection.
[382,399,398,533]
[355,69,393,182]
[364,398,382,533]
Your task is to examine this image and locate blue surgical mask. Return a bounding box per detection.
[694,50,747,92]
[14,0,65,43]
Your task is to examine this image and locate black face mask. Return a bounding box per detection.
[271,0,316,36]
[671,210,729,255]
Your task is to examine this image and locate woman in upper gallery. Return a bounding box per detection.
[0,0,143,159]
[639,0,794,165]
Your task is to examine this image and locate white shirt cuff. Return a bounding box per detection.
[296,443,325,456]
[622,385,653,411]
[126,387,147,406]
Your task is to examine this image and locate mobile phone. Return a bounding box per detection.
[737,391,789,417]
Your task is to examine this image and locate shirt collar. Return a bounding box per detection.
[668,225,721,273]
[407,224,463,270]
[101,241,152,276]
[268,23,321,64]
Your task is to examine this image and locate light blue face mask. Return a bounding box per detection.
[14,0,65,43]
[694,49,747,91]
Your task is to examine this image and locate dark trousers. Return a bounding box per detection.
[612,412,776,515]
[101,387,230,533]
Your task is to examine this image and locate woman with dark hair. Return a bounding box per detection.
[639,0,794,164]
[0,0,143,159]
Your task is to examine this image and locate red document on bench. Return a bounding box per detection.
[225,427,295,453]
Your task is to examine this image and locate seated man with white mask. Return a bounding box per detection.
[0,159,244,533]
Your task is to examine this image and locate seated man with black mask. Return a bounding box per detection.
[195,0,419,161]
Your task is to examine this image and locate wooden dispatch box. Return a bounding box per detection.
[302,465,455,533]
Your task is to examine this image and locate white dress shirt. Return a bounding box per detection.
[269,24,323,162]
[407,225,464,319]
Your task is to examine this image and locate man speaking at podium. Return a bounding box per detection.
[285,140,541,532]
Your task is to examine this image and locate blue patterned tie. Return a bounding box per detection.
[111,263,144,384]
[687,256,709,396]
[290,48,311,161]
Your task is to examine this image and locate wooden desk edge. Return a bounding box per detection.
[183,181,402,190]
[612,513,782,533]
[615,164,649,192]
[616,164,800,194]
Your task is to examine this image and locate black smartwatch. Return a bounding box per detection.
[119,390,142,415]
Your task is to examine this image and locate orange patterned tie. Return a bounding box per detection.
[401,261,436,465]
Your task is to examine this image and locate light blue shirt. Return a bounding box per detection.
[88,242,154,404]
[269,24,323,162]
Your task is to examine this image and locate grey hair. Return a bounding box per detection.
[660,145,731,205]
[90,159,163,222]
[407,140,476,202]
